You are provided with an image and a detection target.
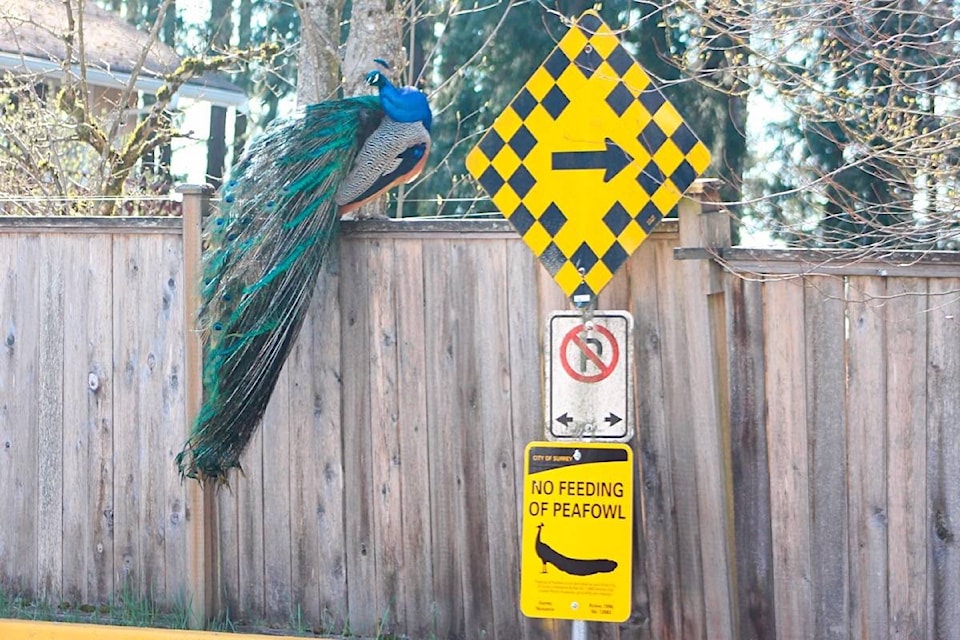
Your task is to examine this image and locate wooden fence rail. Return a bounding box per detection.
[2,190,960,639]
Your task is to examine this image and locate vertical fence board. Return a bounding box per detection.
[340,236,377,634]
[458,241,495,640]
[653,238,704,639]
[310,250,348,634]
[112,235,144,594]
[60,237,88,606]
[926,279,960,637]
[763,278,813,638]
[394,238,434,640]
[475,239,523,640]
[158,235,189,604]
[287,280,322,626]
[367,238,405,634]
[139,235,168,600]
[885,277,928,638]
[423,239,468,639]
[20,235,41,599]
[625,235,674,640]
[260,343,292,624]
[61,235,115,606]
[237,426,266,618]
[90,234,116,606]
[216,485,240,621]
[678,211,733,640]
[0,234,41,598]
[845,276,888,639]
[0,234,14,592]
[37,235,65,602]
[804,276,848,640]
[727,276,775,639]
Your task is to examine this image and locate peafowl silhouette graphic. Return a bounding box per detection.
[535,523,617,576]
[176,60,432,484]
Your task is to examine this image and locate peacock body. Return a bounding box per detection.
[176,67,432,484]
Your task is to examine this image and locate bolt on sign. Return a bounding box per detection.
[466,9,711,306]
[521,441,633,622]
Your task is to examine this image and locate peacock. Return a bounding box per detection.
[176,62,432,484]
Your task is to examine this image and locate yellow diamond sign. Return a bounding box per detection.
[466,10,711,303]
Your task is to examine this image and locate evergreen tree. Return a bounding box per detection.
[748,0,959,248]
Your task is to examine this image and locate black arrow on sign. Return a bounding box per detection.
[556,413,574,427]
[552,138,633,183]
[604,413,623,426]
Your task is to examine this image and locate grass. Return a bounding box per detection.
[0,585,427,639]
[0,581,190,629]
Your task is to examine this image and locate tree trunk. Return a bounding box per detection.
[295,0,346,105]
[339,0,404,97]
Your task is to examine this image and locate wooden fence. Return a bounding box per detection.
[1,189,959,639]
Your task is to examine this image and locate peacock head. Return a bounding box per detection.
[365,59,432,132]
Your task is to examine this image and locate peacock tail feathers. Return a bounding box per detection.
[176,95,384,483]
[177,62,432,485]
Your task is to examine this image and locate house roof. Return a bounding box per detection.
[0,0,247,108]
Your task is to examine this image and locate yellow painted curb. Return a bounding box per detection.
[0,619,334,640]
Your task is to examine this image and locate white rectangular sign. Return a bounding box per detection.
[545,311,634,441]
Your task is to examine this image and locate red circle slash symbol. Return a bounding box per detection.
[559,324,619,383]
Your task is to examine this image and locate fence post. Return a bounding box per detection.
[177,183,218,629]
[676,180,736,638]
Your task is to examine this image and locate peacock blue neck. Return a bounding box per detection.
[377,78,433,131]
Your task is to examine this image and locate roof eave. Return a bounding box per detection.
[0,51,248,110]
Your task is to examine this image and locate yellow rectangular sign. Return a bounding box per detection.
[520,441,633,622]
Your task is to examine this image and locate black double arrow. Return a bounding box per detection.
[552,138,634,183]
[555,412,623,428]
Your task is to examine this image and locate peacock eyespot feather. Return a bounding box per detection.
[213,322,223,331]
[215,217,225,226]
[224,194,235,203]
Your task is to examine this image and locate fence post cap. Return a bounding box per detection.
[175,183,215,195]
